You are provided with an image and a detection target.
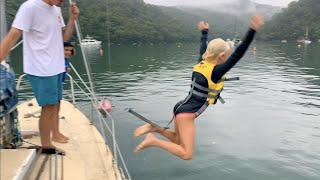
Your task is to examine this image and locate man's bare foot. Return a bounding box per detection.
[58,133,70,140]
[53,132,69,140]
[134,133,157,153]
[134,124,157,137]
[52,136,69,144]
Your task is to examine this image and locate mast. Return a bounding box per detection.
[234,16,237,39]
[0,0,9,63]
[0,0,7,40]
[67,0,95,96]
[305,26,309,40]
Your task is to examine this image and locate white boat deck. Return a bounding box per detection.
[0,99,122,180]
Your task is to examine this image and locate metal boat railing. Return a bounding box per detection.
[16,71,132,180]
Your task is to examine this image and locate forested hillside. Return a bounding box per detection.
[7,0,305,43]
[260,0,320,41]
[6,0,198,43]
[76,0,198,42]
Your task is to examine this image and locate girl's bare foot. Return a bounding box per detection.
[134,124,157,137]
[134,133,157,153]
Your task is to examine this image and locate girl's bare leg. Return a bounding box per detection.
[174,117,180,144]
[135,113,196,160]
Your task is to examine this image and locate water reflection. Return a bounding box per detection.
[11,42,320,180]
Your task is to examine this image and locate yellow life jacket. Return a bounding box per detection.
[191,60,239,105]
[192,60,224,104]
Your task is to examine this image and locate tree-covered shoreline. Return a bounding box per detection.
[260,0,320,41]
[6,0,320,43]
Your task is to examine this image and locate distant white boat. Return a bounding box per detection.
[304,40,312,44]
[303,27,312,44]
[281,40,287,43]
[80,35,102,46]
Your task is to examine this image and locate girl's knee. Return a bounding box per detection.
[181,151,193,160]
[179,148,193,160]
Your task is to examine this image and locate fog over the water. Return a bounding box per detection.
[144,0,297,7]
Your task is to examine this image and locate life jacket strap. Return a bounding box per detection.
[219,76,240,83]
[192,81,222,94]
[218,96,225,104]
[127,108,163,129]
[190,79,223,103]
[195,102,209,117]
[191,90,219,99]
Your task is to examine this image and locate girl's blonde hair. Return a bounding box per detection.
[203,38,234,59]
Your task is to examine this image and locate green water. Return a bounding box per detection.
[11,42,320,180]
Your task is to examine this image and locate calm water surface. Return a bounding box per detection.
[11,42,320,180]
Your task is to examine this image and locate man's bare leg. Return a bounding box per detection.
[57,102,69,140]
[52,102,69,143]
[39,105,56,148]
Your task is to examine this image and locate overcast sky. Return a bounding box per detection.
[144,0,297,7]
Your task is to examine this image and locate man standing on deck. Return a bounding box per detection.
[0,0,79,154]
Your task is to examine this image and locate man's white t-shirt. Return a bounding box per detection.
[13,0,66,77]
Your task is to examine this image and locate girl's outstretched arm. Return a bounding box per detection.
[211,28,256,83]
[198,21,210,62]
[211,15,264,83]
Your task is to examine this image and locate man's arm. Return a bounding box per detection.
[63,3,80,41]
[0,28,22,62]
